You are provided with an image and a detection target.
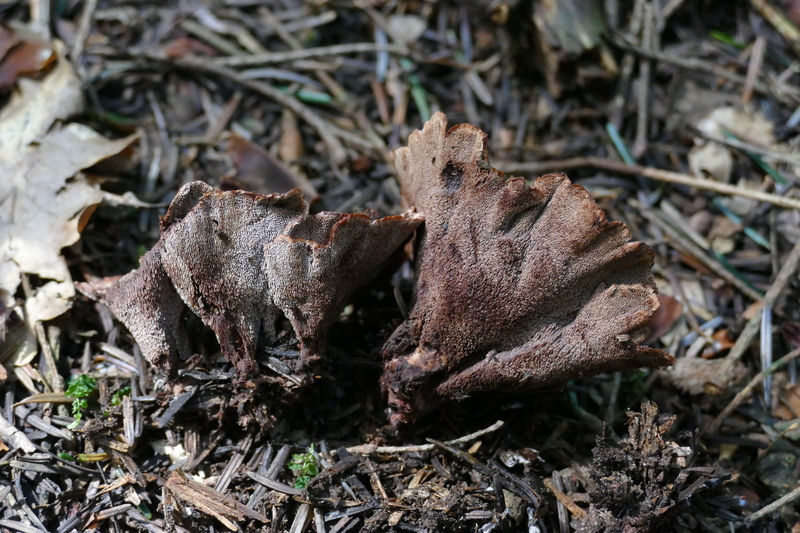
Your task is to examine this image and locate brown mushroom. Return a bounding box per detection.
[79,181,422,378]
[381,112,673,424]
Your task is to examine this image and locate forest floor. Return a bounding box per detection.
[2,0,800,532]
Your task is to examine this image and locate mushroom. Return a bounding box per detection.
[381,113,673,424]
[79,181,422,378]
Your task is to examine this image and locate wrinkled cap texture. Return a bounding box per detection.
[78,181,422,377]
[381,112,674,424]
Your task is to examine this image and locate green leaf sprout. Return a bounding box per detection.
[110,386,132,406]
[288,445,320,489]
[65,374,97,429]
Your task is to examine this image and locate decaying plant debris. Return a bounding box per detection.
[382,113,674,423]
[78,181,422,378]
[572,402,736,533]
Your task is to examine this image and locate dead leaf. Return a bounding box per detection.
[225,133,318,201]
[696,107,775,148]
[646,293,683,343]
[777,383,800,420]
[0,42,137,324]
[279,108,305,164]
[386,14,428,45]
[688,141,733,182]
[0,23,55,92]
[380,113,673,424]
[661,357,747,396]
[701,329,735,358]
[79,182,422,377]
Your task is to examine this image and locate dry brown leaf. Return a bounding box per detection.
[660,357,747,396]
[0,23,55,92]
[381,113,673,424]
[225,133,318,201]
[646,293,683,343]
[79,182,422,377]
[0,42,137,324]
[279,108,305,164]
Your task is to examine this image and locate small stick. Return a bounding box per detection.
[211,43,408,68]
[632,3,653,158]
[707,346,800,434]
[70,0,98,68]
[495,157,800,211]
[169,56,350,164]
[661,0,687,19]
[180,20,246,57]
[0,412,36,454]
[259,7,346,102]
[609,0,646,128]
[544,477,587,519]
[694,129,800,165]
[641,208,764,302]
[346,420,504,455]
[748,483,800,524]
[610,35,779,102]
[725,237,800,364]
[742,36,766,105]
[749,0,800,59]
[29,0,51,40]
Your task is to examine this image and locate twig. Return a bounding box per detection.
[245,471,303,496]
[346,420,504,455]
[609,34,778,101]
[609,0,646,128]
[70,0,98,68]
[211,43,408,68]
[749,0,800,59]
[707,346,800,434]
[748,483,800,524]
[724,237,800,365]
[544,477,587,520]
[632,3,654,158]
[742,36,766,105]
[641,207,765,302]
[0,412,36,454]
[661,0,688,19]
[168,55,350,164]
[29,0,50,41]
[34,322,63,393]
[180,19,246,56]
[495,157,800,211]
[694,129,800,165]
[259,7,346,102]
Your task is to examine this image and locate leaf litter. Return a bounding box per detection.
[1,1,800,532]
